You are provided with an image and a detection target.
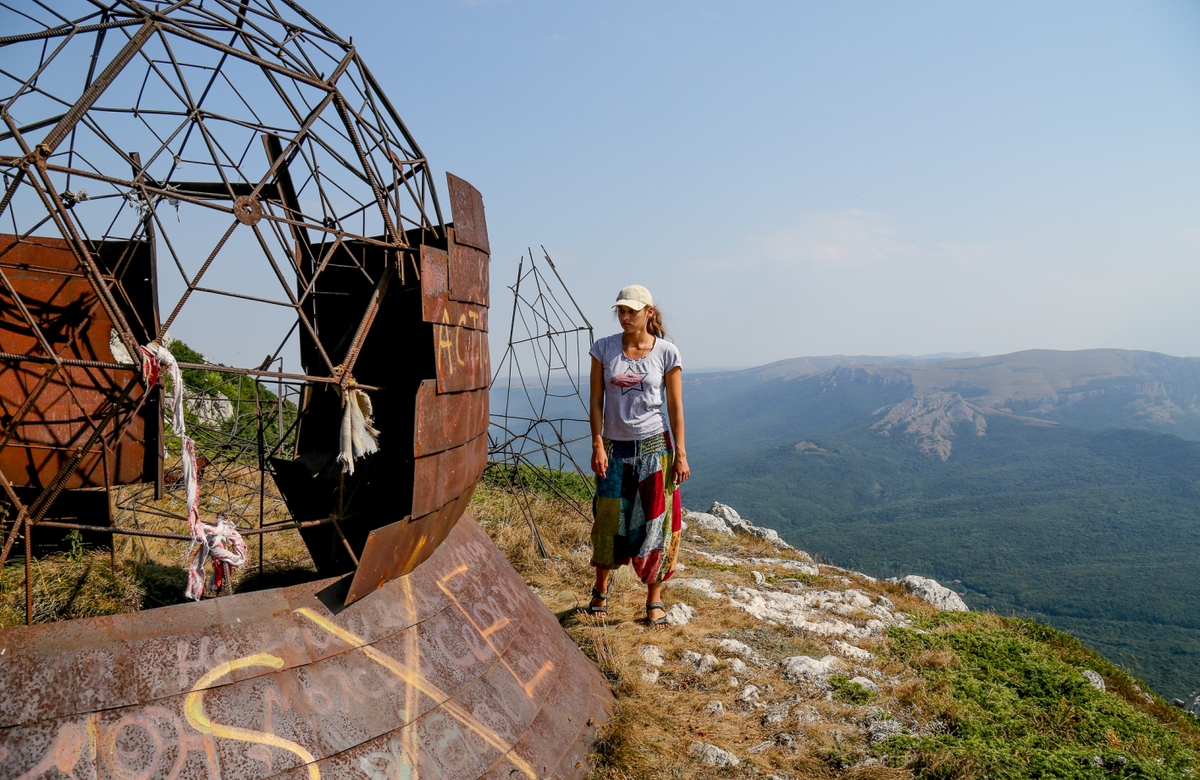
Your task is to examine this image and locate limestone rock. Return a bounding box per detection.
[673,578,723,599]
[780,654,845,682]
[715,638,764,664]
[185,393,234,425]
[664,602,694,625]
[708,502,744,524]
[848,676,880,694]
[638,645,665,668]
[871,391,987,460]
[762,707,790,727]
[865,717,903,745]
[683,651,721,674]
[1082,669,1105,692]
[728,658,748,673]
[736,684,761,706]
[1184,686,1200,716]
[833,641,874,663]
[708,502,792,548]
[687,548,815,569]
[752,570,767,585]
[641,669,660,684]
[689,742,740,767]
[705,700,725,716]
[716,585,902,641]
[682,510,734,535]
[887,575,969,612]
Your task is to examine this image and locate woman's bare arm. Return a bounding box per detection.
[665,366,689,484]
[590,357,608,477]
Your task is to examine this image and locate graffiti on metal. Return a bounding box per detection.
[0,516,612,780]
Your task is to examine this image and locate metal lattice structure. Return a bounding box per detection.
[488,248,595,549]
[0,0,458,614]
[0,6,616,780]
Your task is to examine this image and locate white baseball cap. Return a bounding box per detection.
[614,284,653,311]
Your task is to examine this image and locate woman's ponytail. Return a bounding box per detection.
[647,307,667,339]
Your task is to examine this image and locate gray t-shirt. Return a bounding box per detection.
[590,334,683,441]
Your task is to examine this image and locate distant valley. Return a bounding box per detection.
[682,348,1200,699]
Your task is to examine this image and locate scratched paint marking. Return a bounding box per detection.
[184,653,320,780]
[293,609,536,779]
[434,562,556,699]
[10,714,98,780]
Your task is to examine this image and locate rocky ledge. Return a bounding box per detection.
[654,501,977,772]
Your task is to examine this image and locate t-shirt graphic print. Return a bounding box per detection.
[589,334,682,441]
[611,369,647,393]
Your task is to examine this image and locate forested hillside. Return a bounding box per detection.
[683,357,1200,700]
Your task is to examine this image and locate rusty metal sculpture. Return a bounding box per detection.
[0,2,612,777]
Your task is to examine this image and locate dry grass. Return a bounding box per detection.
[470,486,950,779]
[0,459,315,626]
[108,459,312,571]
[910,649,960,670]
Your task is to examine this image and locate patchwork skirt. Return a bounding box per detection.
[590,430,682,584]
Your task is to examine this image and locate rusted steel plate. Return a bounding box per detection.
[446,173,490,255]
[411,433,487,518]
[448,237,489,306]
[369,625,444,725]
[0,515,609,780]
[282,570,427,652]
[511,642,595,778]
[413,380,489,457]
[434,324,490,393]
[416,603,498,699]
[0,233,158,488]
[428,298,488,332]
[0,712,112,780]
[415,696,506,780]
[421,244,488,331]
[452,556,526,655]
[498,604,569,710]
[450,673,529,756]
[289,648,408,758]
[213,591,313,683]
[12,613,140,725]
[420,243,449,297]
[343,490,475,606]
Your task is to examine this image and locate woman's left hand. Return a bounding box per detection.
[672,452,690,485]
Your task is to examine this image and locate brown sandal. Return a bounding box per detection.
[646,601,668,630]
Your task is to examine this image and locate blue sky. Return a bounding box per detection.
[299,0,1200,369]
[5,1,1197,372]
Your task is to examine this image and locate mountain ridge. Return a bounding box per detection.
[682,347,1200,699]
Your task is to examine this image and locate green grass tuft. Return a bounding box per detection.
[830,673,877,705]
[883,612,1200,778]
[481,462,594,503]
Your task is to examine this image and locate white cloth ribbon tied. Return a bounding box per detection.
[133,337,248,600]
[185,515,248,601]
[338,386,379,475]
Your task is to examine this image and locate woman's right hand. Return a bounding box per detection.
[591,441,609,477]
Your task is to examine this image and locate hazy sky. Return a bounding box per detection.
[293,0,1200,369]
[9,1,1198,372]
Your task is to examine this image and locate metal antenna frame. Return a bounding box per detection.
[487,246,594,555]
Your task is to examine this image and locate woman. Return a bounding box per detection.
[587,284,689,630]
